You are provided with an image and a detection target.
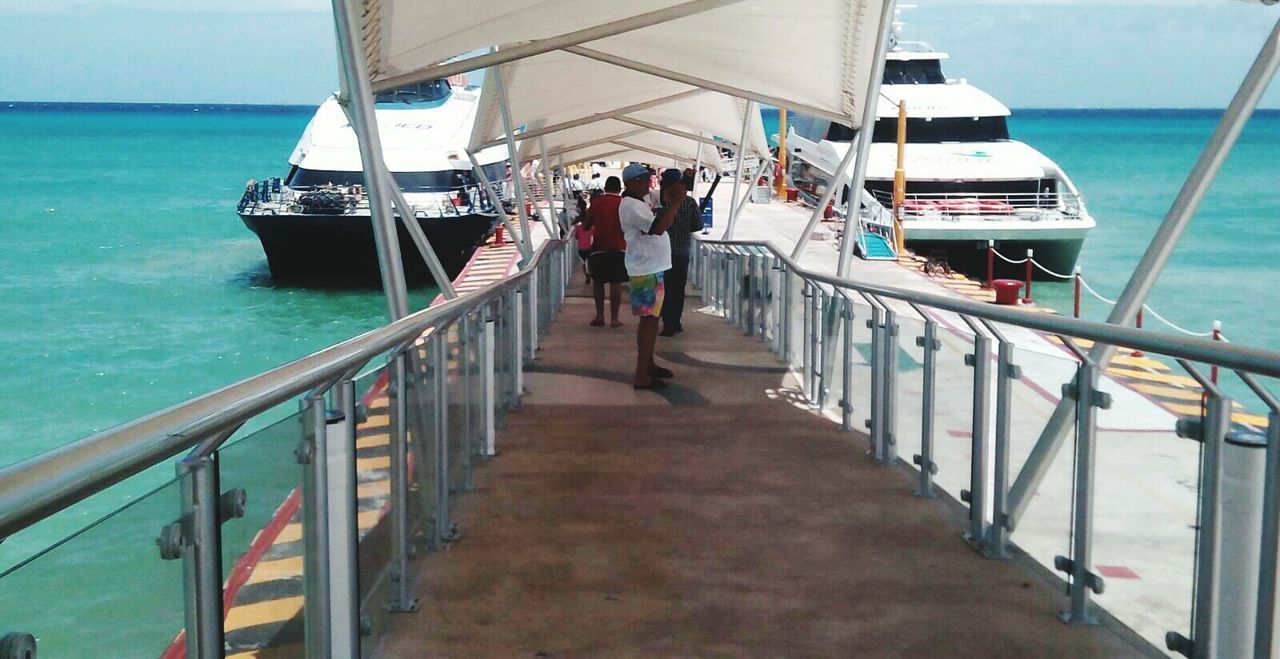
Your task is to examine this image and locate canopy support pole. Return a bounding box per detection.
[612,141,702,168]
[542,130,648,161]
[835,0,897,278]
[564,45,848,125]
[330,0,409,320]
[371,0,750,93]
[1006,15,1280,530]
[615,116,739,151]
[376,165,459,299]
[538,138,562,238]
[492,66,538,249]
[693,141,704,196]
[725,160,759,234]
[466,151,533,262]
[789,141,859,260]
[723,100,755,240]
[477,90,706,150]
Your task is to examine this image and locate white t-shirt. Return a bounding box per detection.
[619,196,672,277]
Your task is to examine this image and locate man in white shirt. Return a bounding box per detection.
[618,163,684,390]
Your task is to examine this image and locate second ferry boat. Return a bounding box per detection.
[786,11,1095,276]
[237,78,510,285]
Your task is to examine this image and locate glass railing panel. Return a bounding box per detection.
[894,312,928,472]
[217,411,307,658]
[0,476,187,658]
[922,315,977,502]
[834,295,875,442]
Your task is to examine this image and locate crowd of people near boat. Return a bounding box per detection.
[565,163,704,390]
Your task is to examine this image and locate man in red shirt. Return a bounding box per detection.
[580,176,627,327]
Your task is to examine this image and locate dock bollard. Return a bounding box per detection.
[1132,309,1145,357]
[1073,267,1082,319]
[1022,249,1034,304]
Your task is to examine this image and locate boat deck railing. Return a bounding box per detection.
[868,189,1086,217]
[240,181,498,218]
[0,239,572,657]
[692,235,1280,658]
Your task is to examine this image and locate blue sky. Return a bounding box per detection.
[0,1,1276,108]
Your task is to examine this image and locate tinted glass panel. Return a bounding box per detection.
[287,168,475,192]
[375,79,451,105]
[882,59,946,84]
[872,117,1009,143]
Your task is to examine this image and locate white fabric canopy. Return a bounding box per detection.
[469,50,765,168]
[361,0,889,126]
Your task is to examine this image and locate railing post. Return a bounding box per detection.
[987,337,1019,559]
[840,294,854,432]
[299,393,331,658]
[327,379,360,658]
[482,306,498,457]
[778,263,790,360]
[881,306,900,465]
[913,318,941,498]
[745,253,757,336]
[387,353,417,612]
[1055,360,1111,626]
[802,281,813,395]
[527,274,539,360]
[1254,410,1280,659]
[963,329,992,548]
[513,289,525,405]
[431,332,458,548]
[177,454,225,659]
[1167,393,1232,655]
[866,304,885,458]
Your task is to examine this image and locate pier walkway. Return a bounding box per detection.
[377,279,1151,657]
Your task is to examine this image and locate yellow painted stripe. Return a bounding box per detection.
[358,509,382,530]
[358,479,391,498]
[1132,383,1204,401]
[357,455,391,471]
[1105,367,1201,387]
[356,433,390,449]
[1111,354,1171,370]
[1235,412,1271,427]
[275,523,302,545]
[246,556,303,585]
[364,414,390,428]
[224,596,304,631]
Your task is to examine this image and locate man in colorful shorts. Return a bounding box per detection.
[619,163,685,389]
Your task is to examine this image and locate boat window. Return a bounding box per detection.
[287,168,475,192]
[871,116,1009,143]
[826,122,857,142]
[882,59,946,85]
[374,79,452,106]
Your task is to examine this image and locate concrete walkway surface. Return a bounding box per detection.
[376,281,1155,658]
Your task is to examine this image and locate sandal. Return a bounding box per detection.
[589,319,605,327]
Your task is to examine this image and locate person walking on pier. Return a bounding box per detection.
[658,168,703,337]
[582,177,627,327]
[619,163,684,389]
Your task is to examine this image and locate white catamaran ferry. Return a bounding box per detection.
[786,13,1095,276]
[237,79,510,285]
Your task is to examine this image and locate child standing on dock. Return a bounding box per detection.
[572,196,594,283]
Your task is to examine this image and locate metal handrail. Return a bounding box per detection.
[695,235,1280,378]
[0,240,561,541]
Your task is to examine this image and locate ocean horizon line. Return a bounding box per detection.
[3,100,1279,117]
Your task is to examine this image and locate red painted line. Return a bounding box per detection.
[1096,564,1140,580]
[948,429,972,438]
[161,488,303,659]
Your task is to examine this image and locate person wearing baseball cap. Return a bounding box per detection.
[618,163,685,389]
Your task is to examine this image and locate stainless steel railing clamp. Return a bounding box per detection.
[1062,382,1113,412]
[156,517,188,561]
[0,632,36,659]
[1165,632,1193,658]
[1053,554,1106,624]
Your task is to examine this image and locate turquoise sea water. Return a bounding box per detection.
[0,104,441,569]
[0,105,1275,644]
